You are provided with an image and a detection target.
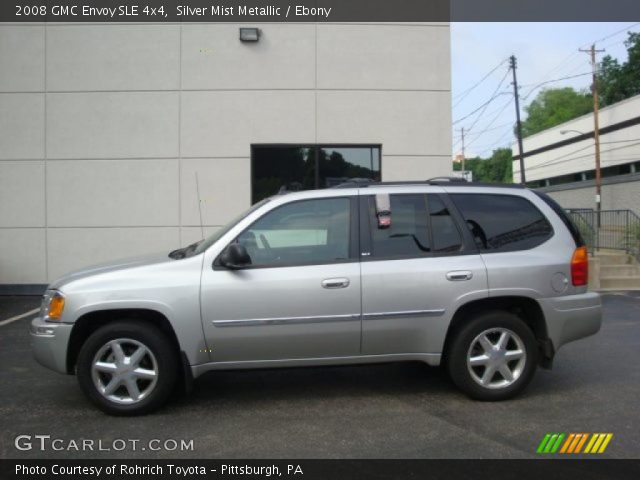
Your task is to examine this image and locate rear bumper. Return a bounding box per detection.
[539,292,602,352]
[30,317,73,374]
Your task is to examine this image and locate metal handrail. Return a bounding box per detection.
[566,209,640,258]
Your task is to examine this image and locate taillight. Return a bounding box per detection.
[571,246,589,286]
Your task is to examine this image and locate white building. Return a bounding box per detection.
[512,94,640,211]
[0,22,452,291]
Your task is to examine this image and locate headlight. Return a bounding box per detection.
[41,290,65,322]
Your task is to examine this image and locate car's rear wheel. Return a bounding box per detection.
[446,311,538,401]
[76,321,178,415]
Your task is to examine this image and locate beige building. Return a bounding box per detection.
[512,94,640,211]
[0,22,452,289]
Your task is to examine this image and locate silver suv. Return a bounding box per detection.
[31,180,602,415]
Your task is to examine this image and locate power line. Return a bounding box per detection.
[531,52,581,89]
[516,23,640,104]
[519,136,636,172]
[464,120,513,141]
[523,139,640,172]
[521,143,595,171]
[465,71,512,134]
[452,58,509,107]
[452,91,511,126]
[583,22,640,48]
[453,67,511,127]
[466,99,514,149]
[473,129,515,157]
[482,129,515,153]
[521,71,596,101]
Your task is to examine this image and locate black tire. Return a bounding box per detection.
[446,311,538,401]
[76,320,179,416]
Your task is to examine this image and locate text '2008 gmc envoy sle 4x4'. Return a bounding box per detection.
[31,179,602,415]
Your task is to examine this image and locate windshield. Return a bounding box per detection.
[171,198,271,258]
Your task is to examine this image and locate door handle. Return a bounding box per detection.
[322,278,350,289]
[446,271,473,281]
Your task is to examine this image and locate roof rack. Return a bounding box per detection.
[332,178,525,189]
[426,176,468,183]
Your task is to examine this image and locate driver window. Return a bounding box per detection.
[237,198,350,267]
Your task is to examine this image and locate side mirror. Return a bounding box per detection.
[219,243,252,270]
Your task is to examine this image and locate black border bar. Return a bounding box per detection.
[2,1,450,23]
[2,0,640,23]
[3,459,640,480]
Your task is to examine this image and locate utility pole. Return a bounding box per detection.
[510,55,526,185]
[580,44,605,225]
[460,127,466,180]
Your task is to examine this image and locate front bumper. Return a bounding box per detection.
[30,317,73,374]
[539,291,602,352]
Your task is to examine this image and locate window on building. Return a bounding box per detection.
[602,163,632,177]
[237,197,351,267]
[450,194,553,252]
[530,160,638,188]
[251,145,381,203]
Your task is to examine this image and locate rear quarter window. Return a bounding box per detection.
[533,190,585,247]
[450,193,553,252]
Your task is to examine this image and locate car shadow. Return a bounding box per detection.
[180,361,455,408]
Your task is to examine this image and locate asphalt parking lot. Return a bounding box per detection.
[0,292,638,459]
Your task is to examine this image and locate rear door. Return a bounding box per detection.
[360,190,488,356]
[447,191,562,297]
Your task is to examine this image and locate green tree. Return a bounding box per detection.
[520,87,592,137]
[598,32,640,107]
[453,148,513,183]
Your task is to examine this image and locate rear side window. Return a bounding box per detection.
[429,195,463,253]
[450,193,553,252]
[367,194,463,259]
[533,191,585,247]
[370,194,430,258]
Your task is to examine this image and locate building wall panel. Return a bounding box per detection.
[0,26,44,92]
[0,161,45,227]
[47,159,179,227]
[182,24,315,90]
[317,24,450,91]
[0,93,44,160]
[47,92,179,159]
[46,25,180,91]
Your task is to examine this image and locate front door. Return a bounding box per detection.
[200,196,361,362]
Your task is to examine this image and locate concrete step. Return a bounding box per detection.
[599,276,640,290]
[595,253,634,265]
[600,265,640,277]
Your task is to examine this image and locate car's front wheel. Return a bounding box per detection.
[446,311,538,401]
[76,321,178,415]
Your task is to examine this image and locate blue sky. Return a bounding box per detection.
[451,22,639,159]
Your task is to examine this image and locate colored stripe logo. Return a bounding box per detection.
[537,433,613,454]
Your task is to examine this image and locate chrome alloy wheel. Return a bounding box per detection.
[91,338,158,404]
[466,328,526,389]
